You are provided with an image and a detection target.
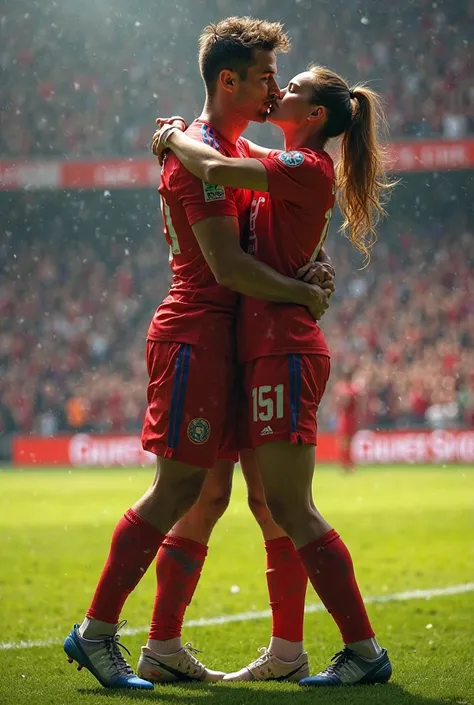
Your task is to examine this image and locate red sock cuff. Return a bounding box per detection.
[299,529,340,560]
[162,534,208,559]
[124,508,144,525]
[124,508,157,531]
[264,536,294,554]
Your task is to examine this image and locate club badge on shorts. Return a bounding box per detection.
[278,150,305,167]
[187,418,211,445]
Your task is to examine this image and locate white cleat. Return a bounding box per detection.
[137,642,225,683]
[223,647,309,682]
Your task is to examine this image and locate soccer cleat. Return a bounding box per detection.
[223,647,309,682]
[63,621,153,690]
[299,647,392,687]
[137,642,225,683]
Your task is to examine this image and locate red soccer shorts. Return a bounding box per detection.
[242,354,331,448]
[142,340,237,468]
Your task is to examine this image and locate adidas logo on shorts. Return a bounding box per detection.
[260,425,274,436]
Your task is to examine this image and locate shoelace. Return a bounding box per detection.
[322,647,353,675]
[179,643,206,675]
[249,647,272,670]
[104,620,134,677]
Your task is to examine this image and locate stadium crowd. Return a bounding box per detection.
[1,0,474,158]
[1,184,473,437]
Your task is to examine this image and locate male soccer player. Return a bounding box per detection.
[149,63,394,687]
[63,17,330,690]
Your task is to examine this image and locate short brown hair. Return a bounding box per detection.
[198,16,290,93]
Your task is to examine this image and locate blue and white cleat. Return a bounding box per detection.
[64,621,154,690]
[299,647,392,687]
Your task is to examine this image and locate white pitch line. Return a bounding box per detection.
[1,582,473,652]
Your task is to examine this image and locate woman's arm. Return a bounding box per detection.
[244,139,272,159]
[159,127,269,192]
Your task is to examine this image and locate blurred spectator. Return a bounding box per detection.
[1,0,474,159]
[1,179,473,436]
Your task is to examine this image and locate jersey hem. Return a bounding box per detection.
[239,349,331,363]
[251,431,317,448]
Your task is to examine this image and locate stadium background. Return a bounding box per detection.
[1,0,473,466]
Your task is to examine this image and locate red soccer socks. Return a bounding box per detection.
[298,529,374,644]
[87,508,164,624]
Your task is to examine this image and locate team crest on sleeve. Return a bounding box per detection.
[203,181,226,202]
[187,418,211,444]
[278,151,305,167]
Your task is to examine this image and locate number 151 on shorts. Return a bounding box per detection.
[252,385,284,422]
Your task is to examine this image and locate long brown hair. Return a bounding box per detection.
[309,66,395,261]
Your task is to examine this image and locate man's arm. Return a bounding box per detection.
[192,215,329,320]
[168,155,326,316]
[156,127,269,192]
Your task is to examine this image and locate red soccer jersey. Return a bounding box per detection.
[238,148,335,362]
[147,119,252,350]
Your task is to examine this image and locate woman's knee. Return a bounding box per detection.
[202,485,232,522]
[194,465,233,524]
[263,493,293,532]
[137,466,207,532]
[169,481,232,544]
[170,473,207,518]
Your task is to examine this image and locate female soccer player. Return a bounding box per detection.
[152,64,395,688]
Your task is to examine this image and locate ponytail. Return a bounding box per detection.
[336,85,395,262]
[308,67,396,263]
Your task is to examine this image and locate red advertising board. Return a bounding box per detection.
[11,430,474,467]
[11,433,338,467]
[2,139,474,191]
[351,429,474,465]
[12,434,156,467]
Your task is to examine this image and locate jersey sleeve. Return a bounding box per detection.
[170,161,238,226]
[257,149,332,203]
[236,137,251,158]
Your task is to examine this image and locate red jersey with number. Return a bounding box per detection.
[238,148,335,362]
[147,119,252,350]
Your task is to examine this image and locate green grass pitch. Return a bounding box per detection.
[1,465,473,705]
